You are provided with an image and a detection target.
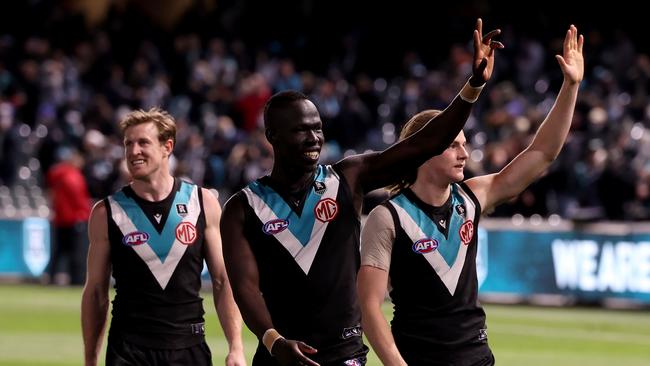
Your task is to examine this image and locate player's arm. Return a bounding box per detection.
[202,189,246,366]
[81,201,112,366]
[220,194,319,366]
[467,25,584,212]
[357,206,407,366]
[337,19,504,195]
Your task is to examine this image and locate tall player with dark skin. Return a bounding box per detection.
[221,19,504,366]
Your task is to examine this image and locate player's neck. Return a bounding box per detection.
[130,173,175,202]
[270,165,316,193]
[410,180,450,207]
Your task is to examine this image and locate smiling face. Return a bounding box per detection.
[417,131,469,185]
[268,99,324,174]
[123,122,173,181]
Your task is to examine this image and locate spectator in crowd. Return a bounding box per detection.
[45,146,91,285]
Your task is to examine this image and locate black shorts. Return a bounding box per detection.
[106,337,212,366]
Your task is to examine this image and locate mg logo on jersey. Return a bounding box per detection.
[460,220,474,245]
[412,238,438,254]
[314,198,338,222]
[122,231,150,246]
[263,219,289,235]
[175,222,197,245]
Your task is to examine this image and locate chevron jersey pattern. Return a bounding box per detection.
[389,183,476,295]
[108,181,201,290]
[242,164,340,275]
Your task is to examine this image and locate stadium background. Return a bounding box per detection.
[0,1,649,365]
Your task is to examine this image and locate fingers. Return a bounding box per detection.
[578,34,584,53]
[475,57,488,73]
[297,341,318,355]
[563,24,583,55]
[563,28,571,55]
[555,54,567,69]
[476,18,483,36]
[490,40,505,49]
[473,29,481,50]
[482,29,502,44]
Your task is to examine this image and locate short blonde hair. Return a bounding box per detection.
[386,109,441,194]
[119,107,177,145]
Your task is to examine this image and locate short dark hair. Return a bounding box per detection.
[263,90,309,130]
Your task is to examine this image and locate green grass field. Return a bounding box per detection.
[1,284,649,366]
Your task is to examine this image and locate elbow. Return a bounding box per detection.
[211,274,226,293]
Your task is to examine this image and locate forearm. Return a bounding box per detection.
[362,305,406,366]
[81,290,109,366]
[214,282,245,353]
[411,79,480,156]
[529,79,580,160]
[359,79,482,191]
[232,284,275,340]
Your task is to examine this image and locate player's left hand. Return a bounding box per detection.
[556,24,584,85]
[472,18,504,85]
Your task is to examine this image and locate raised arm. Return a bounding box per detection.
[202,189,246,366]
[81,201,112,366]
[338,19,504,196]
[467,25,584,212]
[220,195,319,366]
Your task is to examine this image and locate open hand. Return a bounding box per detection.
[556,25,584,84]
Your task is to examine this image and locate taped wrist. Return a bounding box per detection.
[262,328,284,355]
[459,81,485,103]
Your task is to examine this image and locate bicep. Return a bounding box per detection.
[86,203,111,288]
[202,189,226,280]
[360,205,395,271]
[358,266,389,308]
[359,205,394,306]
[467,149,550,211]
[219,197,260,292]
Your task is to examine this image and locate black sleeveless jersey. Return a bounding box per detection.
[386,183,491,364]
[105,179,208,349]
[236,164,367,364]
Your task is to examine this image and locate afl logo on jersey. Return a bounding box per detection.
[412,238,438,254]
[175,222,197,245]
[459,220,474,245]
[122,231,149,246]
[263,219,289,235]
[314,198,338,222]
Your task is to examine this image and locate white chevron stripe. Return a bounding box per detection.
[244,166,340,275]
[390,186,477,295]
[108,186,201,290]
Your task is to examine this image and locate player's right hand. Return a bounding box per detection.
[272,338,320,366]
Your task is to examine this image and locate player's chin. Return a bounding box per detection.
[452,172,465,182]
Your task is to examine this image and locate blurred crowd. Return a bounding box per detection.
[0,1,648,221]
